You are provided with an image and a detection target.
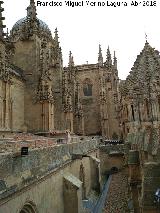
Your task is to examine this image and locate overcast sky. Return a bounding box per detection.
[3,0,160,79]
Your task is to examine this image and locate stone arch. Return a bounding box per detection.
[79,163,86,199]
[110,166,119,174]
[83,78,93,96]
[19,202,38,213]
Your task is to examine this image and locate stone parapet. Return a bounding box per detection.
[100,144,129,155]
[0,139,98,202]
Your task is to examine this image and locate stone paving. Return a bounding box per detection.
[104,170,129,213]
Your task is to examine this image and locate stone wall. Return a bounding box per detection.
[11,78,25,132]
[0,77,25,133]
[0,139,99,213]
[99,144,129,175]
[77,67,101,135]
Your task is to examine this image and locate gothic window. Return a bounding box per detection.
[83,78,92,96]
[158,96,160,113]
[131,105,135,121]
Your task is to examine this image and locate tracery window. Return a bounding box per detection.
[83,78,92,96]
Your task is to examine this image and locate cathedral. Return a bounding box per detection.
[0,0,119,138]
[1,0,160,212]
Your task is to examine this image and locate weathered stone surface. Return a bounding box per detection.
[0,139,98,201]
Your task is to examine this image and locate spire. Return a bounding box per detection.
[27,0,37,21]
[105,46,112,69]
[0,1,6,40]
[54,28,59,43]
[98,44,103,66]
[68,51,74,67]
[113,51,117,70]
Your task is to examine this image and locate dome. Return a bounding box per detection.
[10,17,52,39]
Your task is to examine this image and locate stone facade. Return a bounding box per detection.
[119,40,160,212]
[0,0,119,138]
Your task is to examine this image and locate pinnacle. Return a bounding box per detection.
[68,51,74,67]
[54,28,59,41]
[105,45,112,67]
[0,1,6,39]
[27,0,37,20]
[98,44,103,65]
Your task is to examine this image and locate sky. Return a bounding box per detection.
[3,0,160,79]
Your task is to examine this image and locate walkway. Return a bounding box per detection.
[104,170,129,213]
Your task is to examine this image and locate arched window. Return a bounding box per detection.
[131,105,135,121]
[19,202,38,213]
[83,78,92,96]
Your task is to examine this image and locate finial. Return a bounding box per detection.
[54,28,59,42]
[27,0,37,20]
[105,45,112,68]
[145,32,149,45]
[98,44,103,66]
[68,51,74,67]
[145,33,147,41]
[0,1,6,39]
[113,50,117,70]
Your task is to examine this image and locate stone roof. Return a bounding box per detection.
[10,17,52,40]
[121,41,160,95]
[12,17,51,34]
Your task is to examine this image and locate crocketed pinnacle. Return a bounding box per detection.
[106,46,112,68]
[98,44,103,66]
[68,51,74,67]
